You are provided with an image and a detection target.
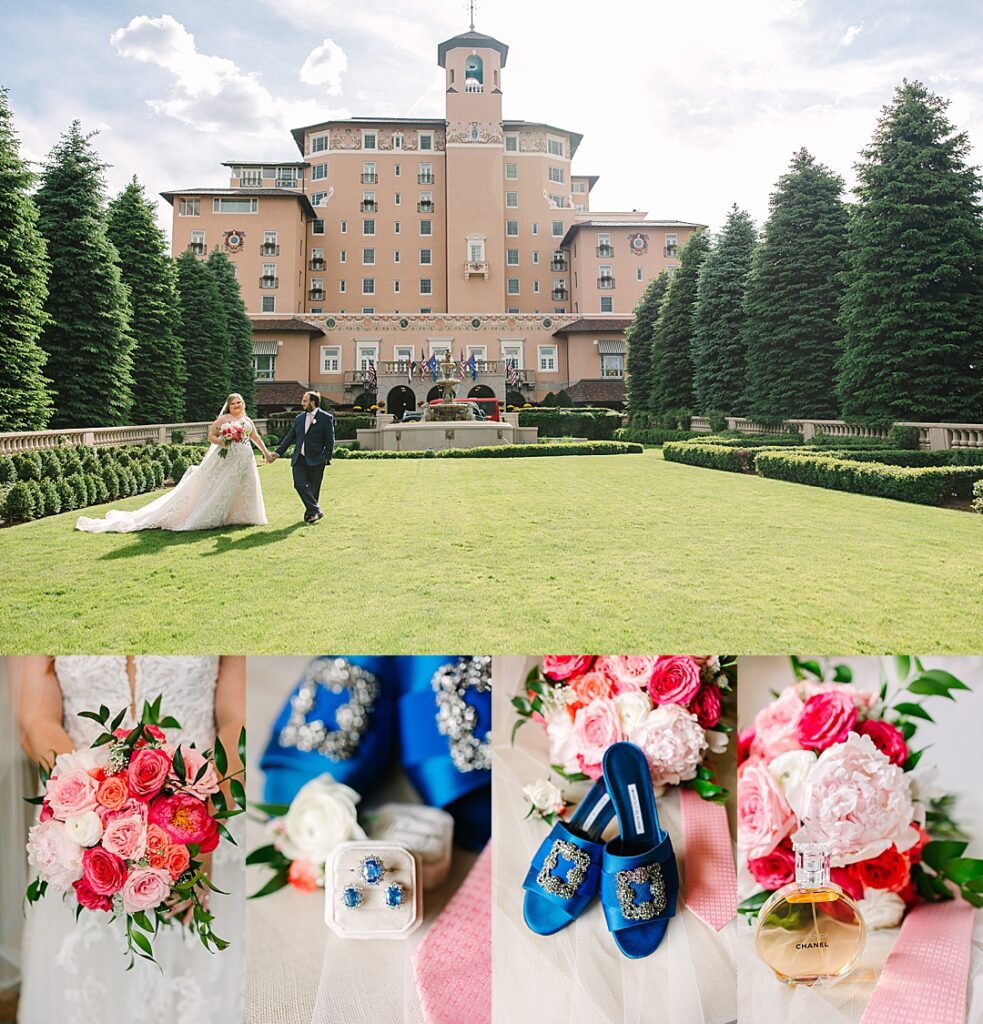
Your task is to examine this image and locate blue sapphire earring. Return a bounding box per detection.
[385,882,406,909]
[359,855,387,886]
[341,883,363,910]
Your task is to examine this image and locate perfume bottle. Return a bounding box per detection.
[754,842,866,986]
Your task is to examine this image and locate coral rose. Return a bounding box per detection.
[748,841,795,891]
[853,845,910,893]
[594,656,659,694]
[737,763,797,860]
[73,876,112,912]
[288,859,322,893]
[164,844,191,881]
[569,671,612,704]
[128,748,172,802]
[648,657,702,706]
[571,697,624,777]
[121,866,172,914]
[796,690,858,751]
[96,775,130,811]
[146,823,171,858]
[855,720,908,767]
[542,656,594,681]
[46,768,99,820]
[81,846,128,896]
[689,683,722,728]
[627,703,708,788]
[149,793,219,853]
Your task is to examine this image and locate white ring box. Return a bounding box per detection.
[325,840,423,939]
[364,803,454,890]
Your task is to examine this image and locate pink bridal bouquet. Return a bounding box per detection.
[738,657,980,928]
[25,697,246,968]
[513,656,735,818]
[217,421,247,458]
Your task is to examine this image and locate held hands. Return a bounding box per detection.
[265,452,278,464]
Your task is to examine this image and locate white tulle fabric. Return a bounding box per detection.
[17,657,245,1024]
[76,420,266,533]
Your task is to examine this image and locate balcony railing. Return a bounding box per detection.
[596,245,614,257]
[360,173,378,184]
[238,177,263,188]
[360,200,377,212]
[344,370,373,388]
[601,367,624,378]
[379,359,510,376]
[550,259,568,271]
[598,276,615,289]
[275,178,298,188]
[309,258,326,271]
[464,260,490,280]
[664,246,678,258]
[417,200,434,213]
[464,81,483,93]
[418,174,434,185]
[188,242,205,255]
[551,288,568,301]
[261,244,280,256]
[308,289,325,301]
[259,276,278,289]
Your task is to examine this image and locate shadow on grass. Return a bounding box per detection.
[95,522,306,561]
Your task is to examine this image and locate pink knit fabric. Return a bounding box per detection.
[860,900,974,1024]
[679,788,737,931]
[413,844,491,1024]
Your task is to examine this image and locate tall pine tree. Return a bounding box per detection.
[624,271,669,423]
[35,121,134,428]
[175,250,230,421]
[692,206,757,415]
[0,89,52,431]
[206,249,256,413]
[649,231,709,418]
[745,149,848,422]
[106,178,185,424]
[837,81,983,422]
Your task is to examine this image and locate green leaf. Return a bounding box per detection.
[132,910,154,932]
[550,764,589,783]
[110,708,127,732]
[510,717,526,745]
[902,747,926,771]
[918,669,970,692]
[230,778,246,810]
[511,695,532,715]
[245,844,290,867]
[961,889,983,908]
[77,710,108,724]
[238,727,247,766]
[249,867,290,899]
[159,716,181,730]
[921,840,969,873]
[215,820,237,845]
[213,736,228,777]
[941,858,983,885]
[131,928,154,957]
[892,702,934,722]
[832,664,853,683]
[93,731,116,747]
[907,677,957,699]
[894,656,911,681]
[172,746,187,782]
[527,678,545,696]
[249,801,291,818]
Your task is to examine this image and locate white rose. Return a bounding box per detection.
[768,749,817,802]
[705,729,729,755]
[277,775,366,865]
[522,778,563,814]
[63,811,104,848]
[614,691,653,734]
[857,888,905,930]
[50,746,108,779]
[545,707,580,775]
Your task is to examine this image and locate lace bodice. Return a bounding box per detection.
[53,656,220,748]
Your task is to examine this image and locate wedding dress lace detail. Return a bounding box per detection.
[76,419,267,533]
[18,657,245,1024]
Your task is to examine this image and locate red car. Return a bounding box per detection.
[428,397,501,421]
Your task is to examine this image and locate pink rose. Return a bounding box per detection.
[751,687,804,760]
[45,768,99,820]
[81,846,128,896]
[542,655,595,680]
[149,793,219,853]
[26,819,84,890]
[569,671,613,704]
[171,745,221,800]
[795,690,858,751]
[648,657,702,706]
[128,748,172,802]
[96,775,130,811]
[594,656,659,694]
[737,762,797,859]
[288,859,321,892]
[801,682,877,710]
[101,811,147,860]
[627,703,708,787]
[748,841,795,890]
[121,866,172,914]
[113,724,166,747]
[855,720,908,766]
[689,683,722,728]
[571,697,625,776]
[74,876,112,912]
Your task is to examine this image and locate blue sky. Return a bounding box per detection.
[2,0,980,238]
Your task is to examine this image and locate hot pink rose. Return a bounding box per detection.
[594,656,659,694]
[26,819,84,890]
[170,745,221,800]
[648,657,702,706]
[113,724,166,747]
[569,671,613,704]
[689,683,722,728]
[748,841,795,890]
[627,703,708,787]
[751,687,804,760]
[737,726,755,765]
[855,720,908,766]
[46,768,99,820]
[831,866,864,901]
[801,682,877,710]
[288,859,321,892]
[571,697,625,776]
[73,876,112,912]
[149,793,219,853]
[128,748,172,802]
[101,811,147,860]
[796,690,858,751]
[737,762,797,859]
[39,801,53,823]
[542,656,595,680]
[81,846,128,896]
[121,866,172,914]
[96,775,130,811]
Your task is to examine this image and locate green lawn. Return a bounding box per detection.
[1,450,979,653]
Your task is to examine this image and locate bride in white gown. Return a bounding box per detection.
[15,656,245,1024]
[76,393,271,533]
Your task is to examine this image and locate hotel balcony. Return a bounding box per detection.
[598,276,615,289]
[344,370,373,391]
[664,245,678,258]
[275,178,298,188]
[551,288,569,301]
[188,242,205,255]
[596,245,614,258]
[360,200,378,212]
[360,173,378,184]
[261,243,280,256]
[417,200,434,213]
[464,260,490,280]
[550,258,568,272]
[418,174,434,185]
[259,275,278,289]
[308,289,325,301]
[309,258,326,271]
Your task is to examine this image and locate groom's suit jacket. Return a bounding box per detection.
[276,408,335,467]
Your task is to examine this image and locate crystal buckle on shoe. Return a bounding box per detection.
[615,863,666,921]
[278,658,380,761]
[537,839,591,900]
[431,656,492,773]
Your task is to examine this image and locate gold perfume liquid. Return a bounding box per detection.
[754,843,866,986]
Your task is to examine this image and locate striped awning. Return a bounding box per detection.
[252,341,280,355]
[597,339,626,354]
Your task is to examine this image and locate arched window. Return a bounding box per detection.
[464,54,483,91]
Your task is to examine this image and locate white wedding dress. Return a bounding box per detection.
[18,657,245,1024]
[76,419,267,532]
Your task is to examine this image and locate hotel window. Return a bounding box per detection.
[310,191,328,206]
[261,296,276,312]
[393,132,403,149]
[505,162,518,180]
[311,163,328,180]
[575,204,587,212]
[597,232,613,256]
[420,278,433,295]
[551,220,564,237]
[636,267,643,281]
[362,131,378,150]
[418,162,434,184]
[506,249,519,265]
[665,233,678,258]
[394,193,401,205]
[505,135,518,151]
[339,280,347,292]
[362,307,375,314]
[394,251,401,263]
[532,251,540,264]
[506,220,519,236]
[548,137,564,157]
[469,239,485,262]
[531,223,539,235]
[362,248,376,265]
[601,352,624,377]
[321,346,341,373]
[538,345,558,372]
[253,352,276,380]
[394,163,401,176]
[548,194,565,208]
[240,168,262,186]
[418,131,433,151]
[420,307,432,313]
[502,343,523,370]
[466,345,487,362]
[356,342,379,369]
[394,280,401,293]
[261,263,277,286]
[363,219,376,235]
[309,277,325,298]
[361,191,377,211]
[533,281,540,293]
[418,191,433,212]
[507,307,520,314]
[394,221,401,234]
[339,250,347,263]
[340,220,347,233]
[600,296,613,312]
[548,167,564,183]
[506,191,518,208]
[420,220,432,236]
[507,278,520,295]
[310,134,329,153]
[189,229,205,254]
[310,247,326,269]
[572,182,586,194]
[362,278,375,295]
[276,167,298,186]
[362,161,377,183]
[394,346,413,366]
[178,198,200,216]
[312,219,325,234]
[419,248,432,265]
[213,197,258,213]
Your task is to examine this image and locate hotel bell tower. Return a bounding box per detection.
[438,23,509,312]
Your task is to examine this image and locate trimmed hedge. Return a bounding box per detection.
[333,441,642,460]
[663,442,756,472]
[614,427,700,445]
[698,433,805,447]
[332,415,373,441]
[810,433,897,449]
[973,480,983,514]
[516,408,622,440]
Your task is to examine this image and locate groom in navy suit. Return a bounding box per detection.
[270,391,334,524]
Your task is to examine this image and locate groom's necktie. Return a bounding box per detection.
[301,411,313,455]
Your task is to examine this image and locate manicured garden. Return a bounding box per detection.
[0,449,979,653]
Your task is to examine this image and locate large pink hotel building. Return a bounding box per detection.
[163,27,701,415]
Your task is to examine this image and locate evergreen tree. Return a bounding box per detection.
[744,149,848,422]
[624,271,669,423]
[206,248,256,413]
[692,205,757,415]
[106,177,185,424]
[649,231,710,417]
[0,89,52,431]
[35,121,134,428]
[837,81,983,422]
[175,250,230,421]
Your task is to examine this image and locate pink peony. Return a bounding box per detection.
[101,811,148,860]
[128,748,172,802]
[569,671,613,705]
[73,876,112,912]
[121,866,172,914]
[796,690,858,752]
[81,846,128,896]
[855,720,908,767]
[738,763,797,859]
[96,775,130,811]
[790,733,917,866]
[627,703,708,787]
[571,697,625,777]
[748,842,795,890]
[149,793,219,853]
[648,657,702,706]
[542,656,595,680]
[26,819,84,890]
[45,768,99,820]
[594,656,659,694]
[171,745,221,800]
[689,683,722,728]
[751,687,804,760]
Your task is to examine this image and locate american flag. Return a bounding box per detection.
[419,348,427,380]
[408,359,415,384]
[507,359,519,386]
[459,350,467,380]
[368,359,378,390]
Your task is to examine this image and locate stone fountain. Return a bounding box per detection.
[423,350,477,422]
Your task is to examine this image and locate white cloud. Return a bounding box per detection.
[840,23,863,47]
[299,38,348,94]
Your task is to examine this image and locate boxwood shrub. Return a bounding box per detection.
[973,480,983,514]
[3,480,40,521]
[335,440,642,460]
[39,480,62,517]
[0,456,13,485]
[516,408,622,440]
[614,427,700,445]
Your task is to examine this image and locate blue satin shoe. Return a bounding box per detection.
[259,656,395,805]
[395,655,491,851]
[600,742,678,959]
[522,780,615,935]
